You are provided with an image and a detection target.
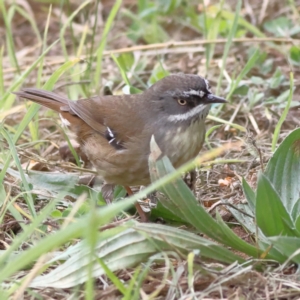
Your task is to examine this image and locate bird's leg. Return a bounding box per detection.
[124,186,148,222]
[183,169,197,191]
[101,183,115,204]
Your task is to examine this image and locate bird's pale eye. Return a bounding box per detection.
[177,99,187,106]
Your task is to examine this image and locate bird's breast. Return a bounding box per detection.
[157,119,206,168]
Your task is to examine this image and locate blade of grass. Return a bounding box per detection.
[14,6,42,44]
[0,200,142,285]
[221,10,265,38]
[0,39,59,108]
[37,5,52,88]
[216,0,241,96]
[226,49,261,101]
[204,0,224,73]
[95,256,127,295]
[111,53,130,86]
[84,201,98,300]
[59,0,92,58]
[0,142,243,285]
[0,1,19,72]
[150,151,265,259]
[0,46,4,96]
[207,115,246,132]
[272,72,294,151]
[94,0,122,93]
[123,265,143,300]
[29,5,52,146]
[0,56,79,183]
[0,193,62,270]
[148,138,271,259]
[0,128,36,216]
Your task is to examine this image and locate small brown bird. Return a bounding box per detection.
[15,74,226,221]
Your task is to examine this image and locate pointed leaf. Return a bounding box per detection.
[265,128,300,213]
[291,198,300,222]
[268,236,300,264]
[149,138,269,259]
[30,222,244,288]
[227,203,255,234]
[242,178,256,212]
[256,174,298,237]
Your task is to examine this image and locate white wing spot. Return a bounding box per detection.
[59,114,71,127]
[107,126,114,139]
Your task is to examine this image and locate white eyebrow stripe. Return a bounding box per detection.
[204,78,212,92]
[183,89,205,98]
[167,104,210,122]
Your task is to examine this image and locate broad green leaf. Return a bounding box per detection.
[263,16,300,37]
[290,46,300,66]
[2,166,96,200]
[291,198,300,223]
[268,236,300,264]
[256,174,298,237]
[257,239,288,262]
[232,84,249,96]
[115,53,134,72]
[0,195,145,285]
[269,68,285,89]
[266,127,300,213]
[150,200,188,224]
[263,17,291,37]
[242,178,255,212]
[29,222,244,288]
[295,214,300,233]
[227,203,255,235]
[149,138,268,259]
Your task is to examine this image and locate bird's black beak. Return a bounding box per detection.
[206,93,227,104]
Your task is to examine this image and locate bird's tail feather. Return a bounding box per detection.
[13,88,69,112]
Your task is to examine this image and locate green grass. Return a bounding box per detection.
[0,0,299,298]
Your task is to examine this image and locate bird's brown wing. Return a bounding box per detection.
[15,88,148,145]
[69,94,148,145]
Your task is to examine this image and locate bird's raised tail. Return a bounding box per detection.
[13,88,70,112]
